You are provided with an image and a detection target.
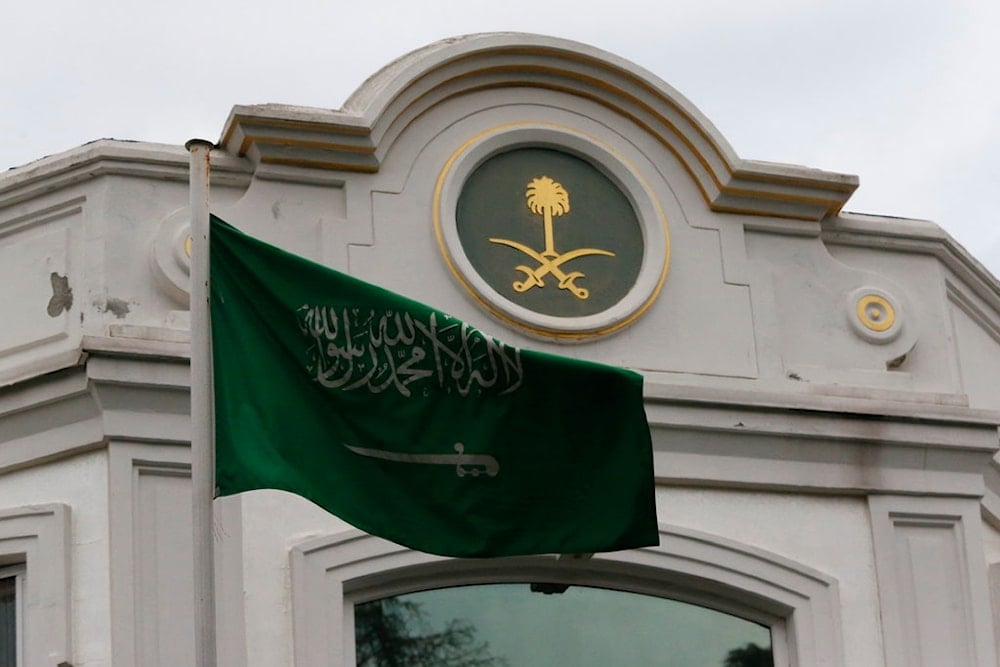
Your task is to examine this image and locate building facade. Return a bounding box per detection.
[2,33,1000,666]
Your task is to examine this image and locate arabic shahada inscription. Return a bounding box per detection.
[298,305,519,477]
[298,305,523,399]
[456,148,644,319]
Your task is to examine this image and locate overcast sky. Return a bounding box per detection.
[4,1,998,275]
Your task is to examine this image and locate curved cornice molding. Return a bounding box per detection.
[823,212,1000,319]
[219,33,858,222]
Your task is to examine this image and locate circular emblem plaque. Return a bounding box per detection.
[846,286,903,344]
[435,124,669,339]
[457,148,643,319]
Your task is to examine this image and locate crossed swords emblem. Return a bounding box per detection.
[489,176,614,300]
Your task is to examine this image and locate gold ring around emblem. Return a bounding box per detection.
[856,294,895,332]
[431,122,671,339]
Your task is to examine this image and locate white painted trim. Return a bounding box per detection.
[290,524,842,666]
[107,442,192,665]
[0,504,71,665]
[823,214,1000,317]
[0,140,251,212]
[105,443,245,667]
[869,495,999,666]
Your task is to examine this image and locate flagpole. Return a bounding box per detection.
[187,138,217,667]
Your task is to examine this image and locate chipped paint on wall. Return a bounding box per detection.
[46,272,73,317]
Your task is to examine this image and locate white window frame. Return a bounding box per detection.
[0,504,71,666]
[290,523,843,666]
[0,564,25,667]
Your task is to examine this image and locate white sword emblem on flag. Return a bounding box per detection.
[344,442,500,477]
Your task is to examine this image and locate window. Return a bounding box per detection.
[0,565,24,667]
[355,583,772,666]
[292,526,841,665]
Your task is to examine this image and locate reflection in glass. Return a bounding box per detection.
[356,595,507,667]
[355,583,772,666]
[0,576,15,667]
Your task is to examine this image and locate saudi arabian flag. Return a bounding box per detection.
[210,215,658,557]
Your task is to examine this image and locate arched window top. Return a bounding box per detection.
[290,524,843,666]
[355,582,772,666]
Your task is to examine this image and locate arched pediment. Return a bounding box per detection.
[220,33,857,222]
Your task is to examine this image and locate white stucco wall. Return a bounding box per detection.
[658,488,882,665]
[234,492,350,667]
[0,450,109,666]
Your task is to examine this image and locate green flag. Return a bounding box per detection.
[210,215,658,557]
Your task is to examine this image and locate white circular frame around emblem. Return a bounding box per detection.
[846,286,903,344]
[150,206,192,307]
[433,124,669,340]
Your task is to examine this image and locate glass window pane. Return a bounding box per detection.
[0,576,15,667]
[355,583,772,667]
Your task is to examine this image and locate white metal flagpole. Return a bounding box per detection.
[187,138,217,667]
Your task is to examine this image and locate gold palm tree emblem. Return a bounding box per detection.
[525,177,570,259]
[489,176,614,300]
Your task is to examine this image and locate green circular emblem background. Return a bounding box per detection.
[456,148,644,319]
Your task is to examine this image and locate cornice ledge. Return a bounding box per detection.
[721,158,859,223]
[220,104,377,173]
[822,212,1000,315]
[0,365,89,419]
[0,140,252,211]
[643,378,1000,429]
[83,333,191,362]
[0,365,106,475]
